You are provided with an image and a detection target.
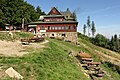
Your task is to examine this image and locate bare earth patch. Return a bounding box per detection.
[0,40,49,79]
[0,40,49,57]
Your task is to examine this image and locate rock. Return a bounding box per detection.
[5,67,23,79]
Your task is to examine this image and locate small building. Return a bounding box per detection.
[27,7,78,44]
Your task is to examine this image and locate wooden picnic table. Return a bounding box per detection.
[81,58,93,64]
[81,58,93,61]
[87,66,100,71]
[77,53,92,58]
[86,62,101,68]
[21,39,30,45]
[29,37,44,42]
[86,62,101,65]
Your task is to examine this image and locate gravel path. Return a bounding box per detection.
[0,40,49,57]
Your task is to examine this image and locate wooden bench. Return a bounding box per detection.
[77,53,92,58]
[95,70,105,77]
[21,39,30,45]
[86,62,101,66]
[29,37,44,42]
[81,58,93,64]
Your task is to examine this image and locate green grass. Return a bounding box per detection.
[0,32,120,80]
[77,37,120,80]
[0,32,19,41]
[0,37,90,80]
[0,32,34,41]
[15,32,34,38]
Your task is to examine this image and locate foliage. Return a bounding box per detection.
[93,34,120,53]
[91,21,96,36]
[0,0,45,29]
[103,61,120,74]
[83,16,96,37]
[36,6,46,19]
[78,33,120,53]
[72,11,77,21]
[83,24,87,35]
[78,32,91,41]
[77,34,120,80]
[94,34,108,47]
[87,16,91,36]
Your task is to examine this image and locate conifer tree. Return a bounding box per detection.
[91,21,96,37]
[83,24,87,35]
[87,16,91,36]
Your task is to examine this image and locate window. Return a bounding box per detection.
[52,18,56,21]
[38,26,40,29]
[60,19,62,21]
[58,27,61,30]
[49,26,52,30]
[65,26,69,30]
[46,19,50,21]
[62,26,64,30]
[57,19,59,21]
[55,27,58,30]
[69,26,71,29]
[52,26,54,30]
[74,26,76,29]
[41,26,44,30]
[48,26,50,30]
[71,26,74,29]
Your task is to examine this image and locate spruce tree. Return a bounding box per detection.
[87,16,91,36]
[91,21,96,37]
[83,24,87,35]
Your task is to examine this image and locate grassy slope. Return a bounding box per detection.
[0,33,90,80]
[78,38,120,80]
[0,32,120,80]
[0,32,34,41]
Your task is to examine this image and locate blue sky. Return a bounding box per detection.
[25,0,120,38]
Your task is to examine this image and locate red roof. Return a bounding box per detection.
[48,7,62,15]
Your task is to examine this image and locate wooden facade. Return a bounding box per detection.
[27,7,78,43]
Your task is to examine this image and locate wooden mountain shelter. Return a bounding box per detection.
[27,7,78,44]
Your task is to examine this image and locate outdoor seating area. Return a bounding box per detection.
[21,36,44,45]
[76,51,105,79]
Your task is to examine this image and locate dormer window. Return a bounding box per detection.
[46,19,50,21]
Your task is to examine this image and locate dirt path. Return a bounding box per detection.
[0,40,49,57]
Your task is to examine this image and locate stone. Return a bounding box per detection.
[5,67,23,79]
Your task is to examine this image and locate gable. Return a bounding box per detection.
[48,7,62,15]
